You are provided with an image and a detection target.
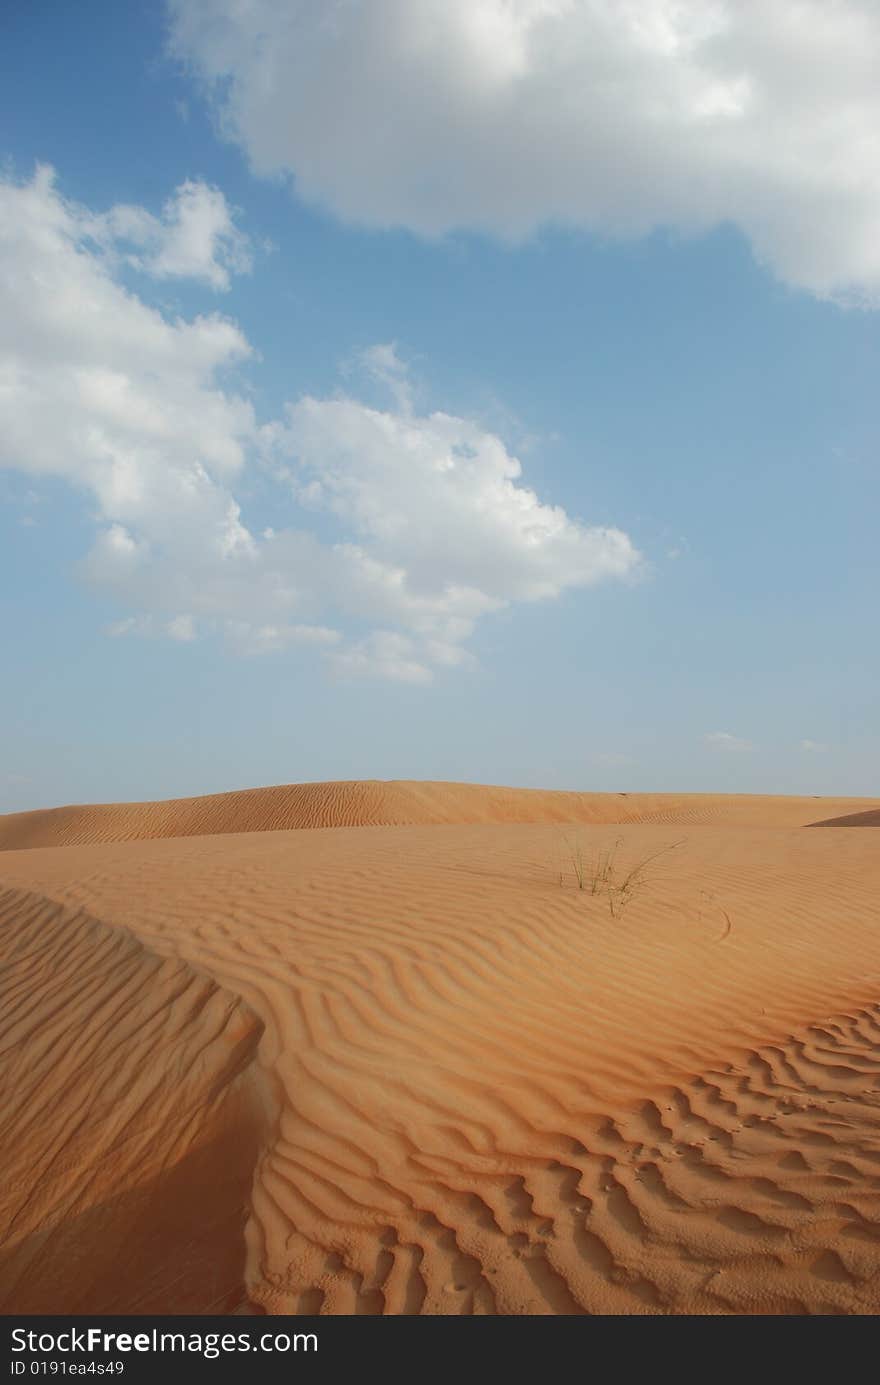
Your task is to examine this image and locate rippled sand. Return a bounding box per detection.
[2,781,879,1314]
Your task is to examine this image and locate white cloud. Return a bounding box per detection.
[800,738,828,753]
[167,614,198,642]
[327,631,435,686]
[106,616,144,638]
[90,177,252,290]
[0,166,639,682]
[224,621,342,656]
[359,342,414,413]
[703,730,754,752]
[170,0,880,306]
[276,391,639,605]
[252,387,641,678]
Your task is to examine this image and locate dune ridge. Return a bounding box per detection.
[0,885,269,1315]
[2,813,880,1314]
[808,808,880,829]
[2,779,878,851]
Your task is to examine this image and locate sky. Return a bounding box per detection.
[1,0,878,811]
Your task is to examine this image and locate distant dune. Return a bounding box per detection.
[807,808,880,828]
[2,784,880,1314]
[2,779,879,850]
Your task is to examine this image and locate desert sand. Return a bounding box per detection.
[2,780,880,1315]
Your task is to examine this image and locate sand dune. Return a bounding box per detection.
[807,808,880,829]
[1,779,878,851]
[2,791,880,1315]
[0,887,267,1314]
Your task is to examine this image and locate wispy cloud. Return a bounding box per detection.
[702,731,754,753]
[359,342,414,414]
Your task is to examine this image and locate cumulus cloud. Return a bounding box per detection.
[169,0,880,305]
[800,738,828,753]
[703,730,754,752]
[277,382,638,604]
[1,165,259,559]
[0,168,639,681]
[87,176,251,290]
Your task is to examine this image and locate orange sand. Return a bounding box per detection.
[2,781,880,1314]
[1,779,875,851]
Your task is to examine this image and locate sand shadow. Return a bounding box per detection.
[0,1102,265,1314]
[806,809,880,828]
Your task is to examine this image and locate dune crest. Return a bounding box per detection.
[2,780,878,851]
[0,886,269,1315]
[807,808,880,828]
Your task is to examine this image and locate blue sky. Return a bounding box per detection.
[1,0,878,811]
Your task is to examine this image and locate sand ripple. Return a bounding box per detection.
[2,789,880,1314]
